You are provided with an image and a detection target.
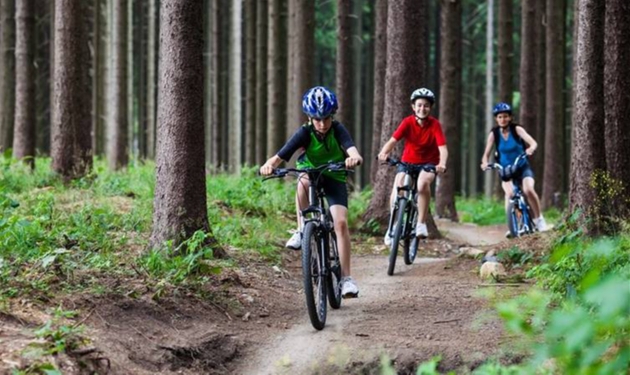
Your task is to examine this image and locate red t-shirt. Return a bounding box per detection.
[392,115,446,165]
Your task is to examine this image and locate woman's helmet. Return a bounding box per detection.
[302,86,338,118]
[492,102,512,116]
[410,88,435,105]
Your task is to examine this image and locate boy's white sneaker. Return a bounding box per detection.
[535,216,548,232]
[341,277,359,298]
[415,222,428,239]
[384,232,393,246]
[285,231,301,250]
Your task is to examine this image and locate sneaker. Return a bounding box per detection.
[285,231,301,250]
[535,216,548,232]
[415,222,428,239]
[341,276,359,298]
[384,231,393,246]
[505,230,512,238]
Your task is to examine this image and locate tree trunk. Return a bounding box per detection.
[351,0,364,187]
[207,0,221,167]
[497,0,513,104]
[335,0,353,132]
[244,0,256,166]
[136,0,146,159]
[369,0,387,184]
[255,0,268,166]
[604,0,630,220]
[0,0,16,152]
[12,0,35,167]
[150,0,213,249]
[107,0,128,170]
[35,0,52,155]
[146,0,157,159]
[534,0,546,187]
[542,0,565,209]
[51,0,92,180]
[363,0,435,235]
[519,0,538,171]
[483,0,494,198]
[435,0,462,222]
[266,0,287,157]
[286,0,313,138]
[228,0,242,172]
[569,0,605,235]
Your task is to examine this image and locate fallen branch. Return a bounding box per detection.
[433,319,460,324]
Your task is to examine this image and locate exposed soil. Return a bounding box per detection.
[0,220,546,374]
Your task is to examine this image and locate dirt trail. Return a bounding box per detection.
[235,221,511,375]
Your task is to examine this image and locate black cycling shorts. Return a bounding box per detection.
[303,175,348,208]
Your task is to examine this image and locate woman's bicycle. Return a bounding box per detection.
[263,162,347,330]
[485,153,536,238]
[384,157,436,276]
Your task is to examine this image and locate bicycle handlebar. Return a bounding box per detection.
[384,157,437,174]
[485,152,528,171]
[262,161,351,181]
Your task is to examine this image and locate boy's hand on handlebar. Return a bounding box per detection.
[259,164,274,176]
[345,156,362,169]
[436,164,447,174]
[377,152,389,161]
[525,147,535,156]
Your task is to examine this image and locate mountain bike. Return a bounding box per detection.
[384,157,436,276]
[263,162,348,330]
[485,153,536,238]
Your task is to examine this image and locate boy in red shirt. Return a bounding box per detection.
[377,88,448,243]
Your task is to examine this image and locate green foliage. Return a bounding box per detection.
[496,246,532,269]
[456,197,506,225]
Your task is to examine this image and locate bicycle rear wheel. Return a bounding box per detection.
[302,222,327,330]
[388,198,407,276]
[326,231,342,309]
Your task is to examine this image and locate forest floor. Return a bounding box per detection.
[0,220,552,375]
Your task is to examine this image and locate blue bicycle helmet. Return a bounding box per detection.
[302,86,338,118]
[492,102,512,116]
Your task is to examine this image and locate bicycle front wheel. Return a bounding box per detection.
[388,198,407,276]
[403,205,418,265]
[507,202,522,238]
[326,231,342,309]
[302,222,327,330]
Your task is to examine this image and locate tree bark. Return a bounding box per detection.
[604,0,630,220]
[363,0,434,235]
[107,0,128,170]
[266,0,287,157]
[369,0,387,184]
[146,0,157,159]
[51,0,92,180]
[244,0,256,166]
[542,0,565,209]
[35,0,52,155]
[150,0,213,249]
[435,0,462,222]
[483,0,494,198]
[335,0,353,133]
[534,0,546,189]
[569,0,605,235]
[0,0,16,152]
[497,0,513,104]
[12,0,35,167]
[255,0,268,166]
[519,0,538,173]
[228,0,242,172]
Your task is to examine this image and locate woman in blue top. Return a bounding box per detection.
[480,103,547,232]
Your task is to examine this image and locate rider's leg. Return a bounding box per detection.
[416,171,436,223]
[502,181,514,212]
[522,177,542,219]
[295,174,310,230]
[330,205,351,277]
[389,172,406,210]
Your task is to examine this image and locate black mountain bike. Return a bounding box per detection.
[486,153,536,238]
[384,158,436,276]
[264,162,347,330]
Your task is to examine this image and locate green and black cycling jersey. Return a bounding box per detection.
[276,121,355,182]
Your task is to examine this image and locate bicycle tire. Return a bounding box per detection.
[388,198,407,276]
[302,222,327,330]
[326,231,342,309]
[507,202,521,238]
[403,205,418,265]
